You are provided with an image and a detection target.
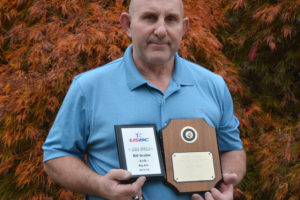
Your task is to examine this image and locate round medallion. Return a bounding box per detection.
[181,126,197,143]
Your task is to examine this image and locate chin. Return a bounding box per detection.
[147,53,172,65]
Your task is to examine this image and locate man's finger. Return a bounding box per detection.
[134,176,146,188]
[223,173,238,185]
[106,169,132,181]
[135,176,146,197]
[210,188,222,199]
[204,192,214,200]
[210,184,234,200]
[116,176,146,197]
[132,176,146,195]
[191,193,204,200]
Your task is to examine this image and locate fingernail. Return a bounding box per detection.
[211,188,217,192]
[205,192,211,198]
[125,171,131,179]
[140,176,146,183]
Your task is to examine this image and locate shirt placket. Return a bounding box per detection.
[160,81,181,130]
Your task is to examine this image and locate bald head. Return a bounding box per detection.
[119,0,189,68]
[129,0,185,16]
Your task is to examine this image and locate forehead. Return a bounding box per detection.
[131,0,184,16]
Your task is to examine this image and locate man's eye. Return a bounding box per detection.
[166,16,177,22]
[144,15,156,21]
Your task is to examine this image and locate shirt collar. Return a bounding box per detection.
[124,44,194,91]
[173,53,195,86]
[124,45,147,90]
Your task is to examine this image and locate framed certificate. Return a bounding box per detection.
[115,124,165,181]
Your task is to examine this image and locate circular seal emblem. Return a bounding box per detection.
[181,126,197,143]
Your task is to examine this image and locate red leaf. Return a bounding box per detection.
[249,43,258,62]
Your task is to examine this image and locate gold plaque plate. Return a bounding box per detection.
[172,152,215,182]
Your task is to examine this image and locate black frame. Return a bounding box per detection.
[114,124,165,182]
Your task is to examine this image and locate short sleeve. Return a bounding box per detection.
[217,80,243,151]
[42,77,90,162]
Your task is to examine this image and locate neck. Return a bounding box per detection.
[133,54,175,93]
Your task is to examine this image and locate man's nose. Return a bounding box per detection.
[154,19,167,39]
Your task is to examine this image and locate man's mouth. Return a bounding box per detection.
[148,41,169,46]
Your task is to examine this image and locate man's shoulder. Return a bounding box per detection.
[74,57,124,83]
[179,57,224,84]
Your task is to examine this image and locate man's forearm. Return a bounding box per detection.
[44,156,104,197]
[220,150,246,186]
[44,156,146,200]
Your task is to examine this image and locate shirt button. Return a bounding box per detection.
[162,100,166,104]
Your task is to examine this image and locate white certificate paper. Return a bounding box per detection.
[121,127,162,175]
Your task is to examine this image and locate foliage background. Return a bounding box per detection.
[0,0,299,199]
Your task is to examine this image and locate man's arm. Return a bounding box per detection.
[220,149,246,186]
[44,156,146,200]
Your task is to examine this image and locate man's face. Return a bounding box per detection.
[127,0,189,66]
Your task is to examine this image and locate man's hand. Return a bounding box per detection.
[44,156,146,199]
[99,169,146,200]
[191,173,237,200]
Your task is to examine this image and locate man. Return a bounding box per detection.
[42,0,246,199]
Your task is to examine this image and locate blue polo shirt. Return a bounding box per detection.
[43,45,242,200]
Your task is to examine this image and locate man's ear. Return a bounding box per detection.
[120,12,132,37]
[182,17,190,35]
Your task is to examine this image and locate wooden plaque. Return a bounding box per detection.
[161,119,222,193]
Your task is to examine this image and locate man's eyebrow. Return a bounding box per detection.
[140,11,157,16]
[139,10,181,18]
[167,13,180,18]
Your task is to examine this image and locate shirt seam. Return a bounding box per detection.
[76,78,92,145]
